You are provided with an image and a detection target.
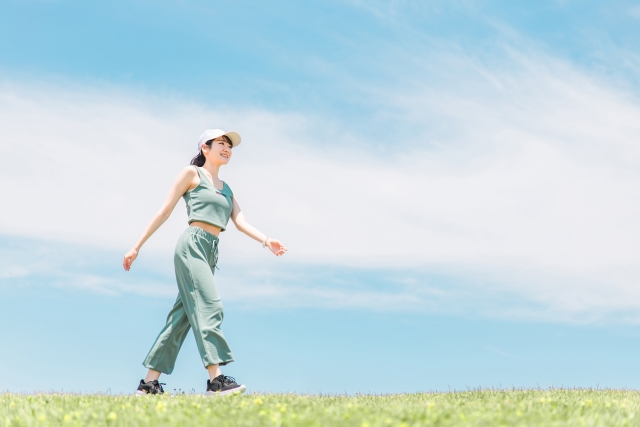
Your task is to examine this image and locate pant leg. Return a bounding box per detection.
[142,293,192,375]
[175,229,234,367]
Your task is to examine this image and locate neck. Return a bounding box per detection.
[201,162,221,179]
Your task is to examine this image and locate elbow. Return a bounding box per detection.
[233,219,247,232]
[157,209,172,222]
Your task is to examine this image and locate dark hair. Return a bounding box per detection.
[190,135,232,166]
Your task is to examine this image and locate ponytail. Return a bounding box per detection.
[190,152,206,167]
[190,139,213,166]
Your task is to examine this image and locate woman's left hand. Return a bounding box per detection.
[266,238,288,256]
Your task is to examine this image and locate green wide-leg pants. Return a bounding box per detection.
[142,226,234,374]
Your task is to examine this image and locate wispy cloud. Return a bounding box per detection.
[2,30,640,321]
[0,265,29,279]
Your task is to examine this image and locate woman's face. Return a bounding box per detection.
[203,136,233,165]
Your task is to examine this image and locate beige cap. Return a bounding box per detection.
[197,129,241,152]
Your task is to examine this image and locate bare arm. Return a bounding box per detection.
[123,166,197,270]
[230,196,288,256]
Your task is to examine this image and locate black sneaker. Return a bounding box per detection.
[206,375,247,397]
[135,379,166,396]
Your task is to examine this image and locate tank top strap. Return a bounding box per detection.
[193,166,208,187]
[222,181,233,197]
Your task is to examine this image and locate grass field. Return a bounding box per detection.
[2,389,639,426]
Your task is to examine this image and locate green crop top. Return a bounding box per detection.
[183,166,234,231]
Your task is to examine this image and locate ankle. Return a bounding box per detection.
[144,369,161,383]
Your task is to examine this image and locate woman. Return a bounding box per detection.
[123,129,287,396]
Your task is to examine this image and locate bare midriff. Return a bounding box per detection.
[190,221,222,237]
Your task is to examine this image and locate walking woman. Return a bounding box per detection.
[123,129,287,396]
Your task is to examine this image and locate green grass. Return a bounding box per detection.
[1,389,639,426]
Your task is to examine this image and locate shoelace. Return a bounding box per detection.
[216,375,236,385]
[147,380,166,393]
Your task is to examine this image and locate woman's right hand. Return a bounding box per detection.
[123,248,139,271]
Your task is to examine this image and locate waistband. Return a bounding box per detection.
[185,225,220,242]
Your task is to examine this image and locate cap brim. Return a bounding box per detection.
[223,131,241,147]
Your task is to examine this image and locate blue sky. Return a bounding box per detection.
[2,0,640,394]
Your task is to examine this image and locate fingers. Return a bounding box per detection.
[272,243,288,256]
[123,254,135,271]
[266,239,287,256]
[123,249,138,270]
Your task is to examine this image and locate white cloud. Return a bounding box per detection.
[2,42,640,321]
[0,265,29,279]
[47,273,175,297]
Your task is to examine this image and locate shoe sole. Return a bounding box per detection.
[205,384,247,397]
[134,390,165,396]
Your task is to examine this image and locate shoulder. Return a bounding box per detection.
[175,166,200,191]
[179,165,199,179]
[183,165,199,175]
